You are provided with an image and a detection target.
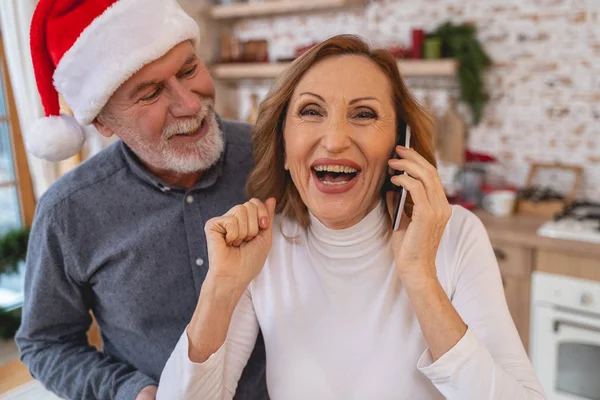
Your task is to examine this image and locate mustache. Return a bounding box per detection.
[162,99,214,139]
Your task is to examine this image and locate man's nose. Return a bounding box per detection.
[169,80,202,117]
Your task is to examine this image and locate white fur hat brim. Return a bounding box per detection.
[54,0,200,126]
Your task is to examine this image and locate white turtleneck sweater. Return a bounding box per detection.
[158,205,545,399]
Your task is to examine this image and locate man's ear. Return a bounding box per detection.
[92,114,115,138]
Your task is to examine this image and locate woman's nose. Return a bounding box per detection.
[321,119,351,153]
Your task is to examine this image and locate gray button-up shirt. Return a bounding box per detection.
[16,119,268,400]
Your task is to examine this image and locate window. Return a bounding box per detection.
[0,32,36,310]
[0,82,22,232]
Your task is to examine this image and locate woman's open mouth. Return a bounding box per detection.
[311,160,361,194]
[313,165,359,185]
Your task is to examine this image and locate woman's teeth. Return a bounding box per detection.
[313,164,359,185]
[322,179,351,185]
[313,165,358,173]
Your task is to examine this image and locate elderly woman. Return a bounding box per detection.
[157,35,544,399]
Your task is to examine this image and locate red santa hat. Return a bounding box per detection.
[28,0,200,161]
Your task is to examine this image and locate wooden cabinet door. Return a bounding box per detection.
[500,275,531,351]
[492,243,532,277]
[491,241,533,351]
[535,250,600,282]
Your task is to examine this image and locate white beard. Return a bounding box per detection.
[159,111,224,173]
[113,98,225,174]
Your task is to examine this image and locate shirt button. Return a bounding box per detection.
[186,195,194,204]
[196,258,204,267]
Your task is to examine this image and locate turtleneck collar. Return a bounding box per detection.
[307,201,390,259]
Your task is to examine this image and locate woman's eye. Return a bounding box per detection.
[141,88,162,101]
[355,109,377,119]
[300,107,322,117]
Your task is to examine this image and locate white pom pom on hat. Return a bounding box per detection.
[26,114,85,162]
[28,0,200,161]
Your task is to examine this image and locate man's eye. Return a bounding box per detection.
[182,66,197,77]
[141,88,162,101]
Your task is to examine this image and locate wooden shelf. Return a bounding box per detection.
[211,62,289,79]
[208,0,362,20]
[210,59,458,80]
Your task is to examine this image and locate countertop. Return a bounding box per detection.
[474,210,600,259]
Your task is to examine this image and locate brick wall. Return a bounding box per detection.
[183,0,600,199]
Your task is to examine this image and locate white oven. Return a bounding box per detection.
[530,272,600,400]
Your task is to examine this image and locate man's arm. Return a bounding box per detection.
[16,206,156,400]
[136,385,158,400]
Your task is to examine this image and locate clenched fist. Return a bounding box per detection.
[204,198,277,290]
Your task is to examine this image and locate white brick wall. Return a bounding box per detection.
[183,0,600,199]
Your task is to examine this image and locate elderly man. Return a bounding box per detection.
[15,0,268,399]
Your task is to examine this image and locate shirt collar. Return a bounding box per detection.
[120,114,227,193]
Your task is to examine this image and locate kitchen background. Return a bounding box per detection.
[0,0,599,398]
[180,0,600,199]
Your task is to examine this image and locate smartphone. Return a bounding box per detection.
[391,123,411,231]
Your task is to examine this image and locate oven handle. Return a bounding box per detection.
[554,319,600,334]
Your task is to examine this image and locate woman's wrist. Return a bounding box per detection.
[205,270,247,300]
[187,275,246,363]
[396,262,439,291]
[194,273,247,327]
[399,265,467,361]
